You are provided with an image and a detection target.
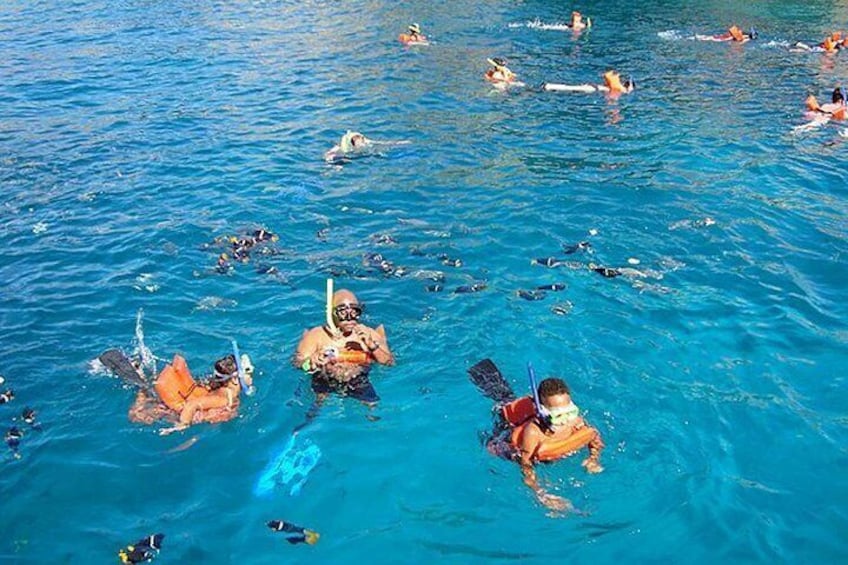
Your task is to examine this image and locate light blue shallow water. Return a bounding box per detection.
[1,0,847,562]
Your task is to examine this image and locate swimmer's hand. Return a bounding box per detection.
[159,424,189,436]
[537,491,573,512]
[353,324,380,351]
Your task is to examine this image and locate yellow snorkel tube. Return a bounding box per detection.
[326,278,339,336]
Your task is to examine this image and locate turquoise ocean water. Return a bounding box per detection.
[1,0,847,562]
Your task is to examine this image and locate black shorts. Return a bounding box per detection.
[311,374,379,403]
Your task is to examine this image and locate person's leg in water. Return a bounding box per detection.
[292,377,332,434]
[345,374,380,420]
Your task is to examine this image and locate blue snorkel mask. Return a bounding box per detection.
[527,362,553,430]
[840,86,847,104]
[232,340,255,396]
[749,27,758,40]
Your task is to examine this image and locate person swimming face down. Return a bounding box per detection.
[331,289,364,336]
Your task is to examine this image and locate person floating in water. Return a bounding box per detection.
[792,31,846,53]
[324,131,371,162]
[567,11,591,31]
[294,289,394,408]
[696,25,757,43]
[795,87,847,132]
[543,70,635,95]
[399,23,428,45]
[485,58,518,86]
[118,533,164,564]
[98,348,255,435]
[469,360,604,511]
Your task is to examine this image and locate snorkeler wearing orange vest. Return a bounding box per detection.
[399,23,428,45]
[485,57,517,85]
[469,360,604,512]
[805,87,847,120]
[99,348,255,434]
[698,25,758,43]
[794,87,847,133]
[543,70,635,95]
[793,32,846,53]
[294,289,394,406]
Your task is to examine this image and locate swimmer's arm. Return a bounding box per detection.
[518,425,543,492]
[178,391,232,426]
[293,328,320,369]
[356,324,395,366]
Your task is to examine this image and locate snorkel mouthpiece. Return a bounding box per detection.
[232,340,255,396]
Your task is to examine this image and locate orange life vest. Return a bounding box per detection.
[603,71,626,93]
[729,26,745,42]
[154,355,207,411]
[502,396,599,462]
[335,349,371,364]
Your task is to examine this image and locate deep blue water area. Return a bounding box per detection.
[1,0,847,562]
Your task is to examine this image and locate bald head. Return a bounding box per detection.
[332,289,359,308]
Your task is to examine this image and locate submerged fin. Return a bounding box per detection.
[468,359,515,403]
[99,349,147,388]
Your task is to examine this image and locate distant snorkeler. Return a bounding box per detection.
[118,533,164,564]
[267,520,320,545]
[485,57,520,87]
[324,131,410,163]
[399,22,429,45]
[791,32,846,53]
[795,87,847,133]
[543,70,635,95]
[696,25,758,43]
[566,11,591,31]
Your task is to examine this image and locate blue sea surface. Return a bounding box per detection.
[1,0,847,562]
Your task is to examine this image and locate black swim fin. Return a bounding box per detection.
[468,359,515,404]
[98,349,147,389]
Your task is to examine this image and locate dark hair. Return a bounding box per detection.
[214,354,237,377]
[537,377,570,399]
[833,87,845,104]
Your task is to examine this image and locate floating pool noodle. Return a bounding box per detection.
[543,83,598,93]
[255,434,322,497]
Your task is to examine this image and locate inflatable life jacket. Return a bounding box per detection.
[334,349,371,364]
[603,71,626,93]
[729,26,745,42]
[154,355,207,411]
[399,33,427,45]
[502,396,599,462]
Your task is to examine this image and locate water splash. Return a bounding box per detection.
[131,309,156,376]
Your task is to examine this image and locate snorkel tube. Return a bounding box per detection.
[232,340,255,396]
[326,278,340,337]
[527,362,552,429]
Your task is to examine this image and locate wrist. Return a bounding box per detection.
[367,341,381,352]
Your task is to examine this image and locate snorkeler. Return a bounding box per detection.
[566,11,591,31]
[324,131,371,162]
[792,32,846,53]
[98,347,255,434]
[485,58,518,86]
[696,25,758,43]
[543,70,635,95]
[294,288,394,409]
[399,23,428,45]
[795,87,847,132]
[469,360,604,511]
